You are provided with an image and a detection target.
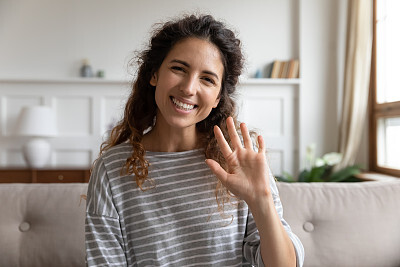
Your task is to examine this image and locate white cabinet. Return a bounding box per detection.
[0,78,129,167]
[238,79,299,175]
[0,78,299,175]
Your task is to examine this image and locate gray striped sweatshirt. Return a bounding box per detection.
[85,143,304,266]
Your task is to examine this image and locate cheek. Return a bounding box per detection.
[199,92,220,114]
[213,92,221,107]
[154,86,164,109]
[209,91,221,107]
[156,90,167,107]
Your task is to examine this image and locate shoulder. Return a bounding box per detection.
[88,143,135,194]
[100,142,133,165]
[90,143,133,180]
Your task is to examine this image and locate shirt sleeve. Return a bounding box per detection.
[242,168,305,267]
[85,157,128,266]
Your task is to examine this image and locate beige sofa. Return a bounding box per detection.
[0,183,87,267]
[0,181,399,267]
[278,181,400,267]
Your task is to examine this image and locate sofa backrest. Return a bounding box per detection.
[2,181,400,267]
[277,181,400,267]
[0,183,88,267]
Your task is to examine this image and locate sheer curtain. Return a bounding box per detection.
[336,0,373,170]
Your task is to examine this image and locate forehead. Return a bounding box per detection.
[164,38,224,73]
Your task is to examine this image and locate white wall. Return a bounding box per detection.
[299,0,368,168]
[0,0,366,171]
[299,0,347,164]
[0,0,297,79]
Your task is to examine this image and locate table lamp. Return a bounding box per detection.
[15,106,57,168]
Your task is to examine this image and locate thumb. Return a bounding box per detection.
[205,159,228,184]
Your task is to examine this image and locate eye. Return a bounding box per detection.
[202,76,216,85]
[170,66,185,72]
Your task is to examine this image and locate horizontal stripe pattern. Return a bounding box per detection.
[85,143,304,266]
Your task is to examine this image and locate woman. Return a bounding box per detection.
[85,14,304,266]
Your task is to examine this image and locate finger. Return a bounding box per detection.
[205,159,229,184]
[240,122,253,150]
[257,135,265,154]
[214,125,232,158]
[226,117,242,150]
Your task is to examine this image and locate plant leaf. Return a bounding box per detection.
[275,175,292,183]
[309,166,326,181]
[310,176,325,182]
[328,165,361,182]
[298,170,311,182]
[275,171,296,183]
[282,171,294,181]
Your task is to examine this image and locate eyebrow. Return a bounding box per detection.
[170,59,220,81]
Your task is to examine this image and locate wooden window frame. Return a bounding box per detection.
[369,0,400,177]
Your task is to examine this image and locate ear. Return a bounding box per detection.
[150,72,157,86]
[213,97,220,108]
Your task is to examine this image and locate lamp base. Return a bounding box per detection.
[23,138,51,168]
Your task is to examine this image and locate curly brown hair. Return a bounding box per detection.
[100,14,245,213]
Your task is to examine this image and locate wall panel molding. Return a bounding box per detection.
[237,83,299,175]
[0,79,129,168]
[0,79,298,175]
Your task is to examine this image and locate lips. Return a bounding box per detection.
[171,96,197,111]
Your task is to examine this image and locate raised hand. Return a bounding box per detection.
[205,117,272,206]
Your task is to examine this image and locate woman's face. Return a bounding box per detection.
[150,37,224,132]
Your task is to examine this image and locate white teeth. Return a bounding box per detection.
[172,97,195,111]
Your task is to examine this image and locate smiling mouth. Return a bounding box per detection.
[171,97,197,111]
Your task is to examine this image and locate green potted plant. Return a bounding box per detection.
[276,144,362,183]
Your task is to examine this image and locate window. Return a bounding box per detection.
[370,0,400,176]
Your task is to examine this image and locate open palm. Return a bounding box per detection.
[205,117,271,206]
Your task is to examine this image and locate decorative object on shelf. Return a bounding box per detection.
[254,69,263,78]
[264,62,274,78]
[270,59,299,79]
[15,106,57,168]
[287,59,300,79]
[96,70,105,78]
[80,58,93,77]
[276,144,362,182]
[270,60,282,78]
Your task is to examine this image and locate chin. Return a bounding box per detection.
[167,116,203,130]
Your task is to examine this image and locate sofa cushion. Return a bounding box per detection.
[277,181,400,267]
[0,183,88,267]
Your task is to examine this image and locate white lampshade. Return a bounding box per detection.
[15,106,57,168]
[15,106,57,137]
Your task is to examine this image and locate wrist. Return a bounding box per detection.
[246,189,274,216]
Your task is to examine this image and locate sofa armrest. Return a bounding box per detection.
[277,181,400,267]
[0,183,88,267]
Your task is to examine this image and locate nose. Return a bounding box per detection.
[180,75,198,96]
